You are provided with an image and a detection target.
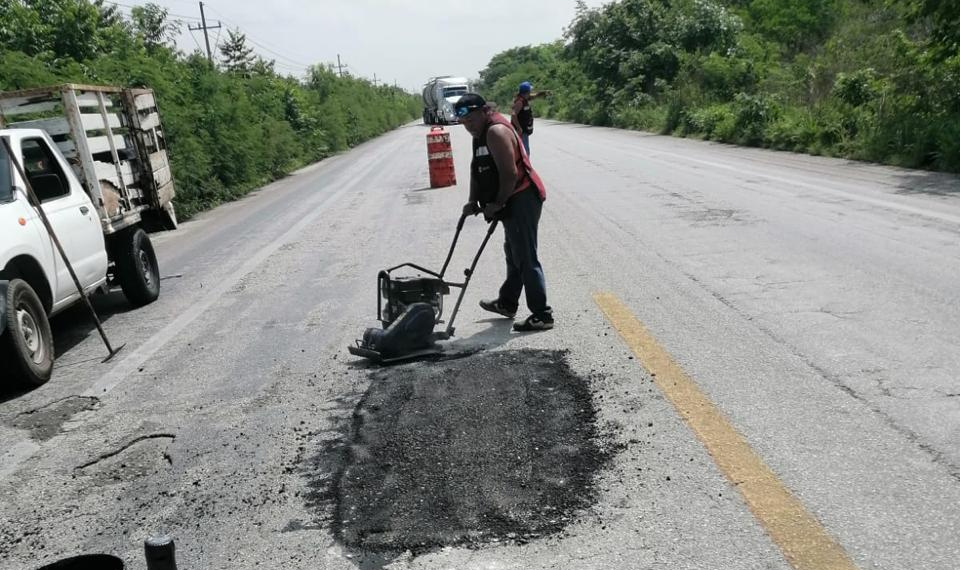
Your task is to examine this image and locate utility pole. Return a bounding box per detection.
[189,2,221,66]
[372,73,379,87]
[336,54,348,78]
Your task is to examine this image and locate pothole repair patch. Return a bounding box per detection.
[11,396,99,441]
[305,349,614,552]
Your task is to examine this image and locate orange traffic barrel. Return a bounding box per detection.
[426,127,456,188]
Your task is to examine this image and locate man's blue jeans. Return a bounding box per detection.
[521,132,530,156]
[498,188,550,318]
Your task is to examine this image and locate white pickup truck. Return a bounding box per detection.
[0,84,177,388]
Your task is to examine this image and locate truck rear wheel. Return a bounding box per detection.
[114,227,160,307]
[2,279,54,388]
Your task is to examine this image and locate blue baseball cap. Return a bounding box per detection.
[519,81,532,94]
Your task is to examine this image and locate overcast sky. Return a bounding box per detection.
[113,0,609,93]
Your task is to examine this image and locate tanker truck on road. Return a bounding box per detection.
[422,76,470,125]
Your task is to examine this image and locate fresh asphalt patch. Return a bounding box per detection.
[303,349,618,555]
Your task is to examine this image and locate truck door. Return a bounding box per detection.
[2,138,46,250]
[19,137,106,302]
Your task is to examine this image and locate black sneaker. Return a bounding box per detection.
[513,313,554,332]
[479,299,517,318]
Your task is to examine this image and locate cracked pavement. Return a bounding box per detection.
[1,121,960,569]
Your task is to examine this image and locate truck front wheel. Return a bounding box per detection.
[2,279,54,388]
[114,228,160,307]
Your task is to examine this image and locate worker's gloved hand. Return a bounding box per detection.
[483,202,504,222]
[462,202,481,216]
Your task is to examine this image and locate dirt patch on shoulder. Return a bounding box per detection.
[304,349,615,553]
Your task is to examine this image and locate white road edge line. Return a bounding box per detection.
[0,148,385,480]
[81,154,379,398]
[0,440,41,480]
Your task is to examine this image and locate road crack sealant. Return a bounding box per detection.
[76,433,176,470]
[301,349,621,560]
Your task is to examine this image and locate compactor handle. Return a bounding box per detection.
[444,219,499,337]
[440,213,468,278]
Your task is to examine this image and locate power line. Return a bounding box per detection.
[205,19,315,74]
[187,2,221,66]
[211,26,309,75]
[101,0,203,21]
[222,34,310,75]
[179,4,337,78]
[202,6,313,67]
[212,25,222,55]
[108,1,311,77]
[151,0,205,10]
[272,60,305,71]
[106,4,205,56]
[185,27,205,55]
[241,35,312,68]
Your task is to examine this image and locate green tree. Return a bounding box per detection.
[477,0,959,171]
[0,0,423,218]
[0,0,125,60]
[219,28,254,74]
[904,0,960,56]
[744,0,841,53]
[564,0,739,103]
[250,57,276,76]
[130,3,180,51]
[669,0,742,52]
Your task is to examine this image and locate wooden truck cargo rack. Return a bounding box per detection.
[0,83,177,233]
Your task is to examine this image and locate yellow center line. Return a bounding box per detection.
[594,292,859,570]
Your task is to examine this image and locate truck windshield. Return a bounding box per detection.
[443,86,467,98]
[0,138,12,203]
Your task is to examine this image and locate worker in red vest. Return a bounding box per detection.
[455,93,554,331]
[511,81,549,156]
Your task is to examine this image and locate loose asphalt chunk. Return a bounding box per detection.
[304,349,615,553]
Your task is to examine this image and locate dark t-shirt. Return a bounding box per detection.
[513,95,534,135]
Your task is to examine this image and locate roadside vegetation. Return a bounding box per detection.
[0,1,421,218]
[477,0,960,173]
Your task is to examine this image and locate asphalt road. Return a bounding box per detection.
[1,119,959,570]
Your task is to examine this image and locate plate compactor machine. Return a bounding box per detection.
[348,214,499,364]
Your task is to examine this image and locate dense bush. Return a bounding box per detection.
[0,0,421,218]
[476,0,959,173]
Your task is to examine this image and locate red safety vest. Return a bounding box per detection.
[471,114,546,204]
